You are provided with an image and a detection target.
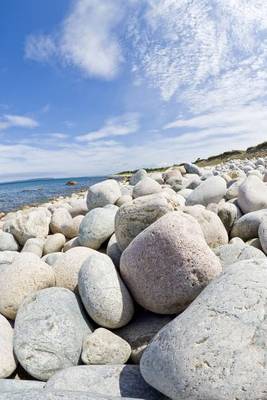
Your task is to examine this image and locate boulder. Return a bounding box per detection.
[42,252,63,266]
[46,365,164,400]
[0,389,131,399]
[116,195,132,207]
[69,199,88,217]
[259,218,267,254]
[22,238,44,257]
[132,177,162,199]
[54,247,97,292]
[238,175,267,213]
[106,234,122,268]
[0,252,55,319]
[214,242,266,267]
[0,314,17,378]
[183,163,201,175]
[231,209,267,241]
[0,231,19,251]
[86,180,121,210]
[120,211,222,314]
[79,206,117,250]
[217,201,242,232]
[14,287,92,381]
[72,215,84,237]
[115,193,174,251]
[186,176,227,206]
[50,208,76,239]
[129,169,147,185]
[115,311,173,364]
[225,178,244,200]
[43,233,66,255]
[140,259,267,400]
[184,205,228,248]
[79,253,134,328]
[3,208,51,246]
[81,328,131,365]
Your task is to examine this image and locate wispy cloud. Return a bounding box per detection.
[0,114,38,131]
[76,113,139,142]
[25,0,125,79]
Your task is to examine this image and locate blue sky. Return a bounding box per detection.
[1,0,267,181]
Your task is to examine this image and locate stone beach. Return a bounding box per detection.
[0,156,267,399]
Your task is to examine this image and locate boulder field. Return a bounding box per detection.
[0,155,266,399]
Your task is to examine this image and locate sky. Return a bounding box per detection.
[1,0,267,181]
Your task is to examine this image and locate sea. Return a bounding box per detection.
[0,176,106,213]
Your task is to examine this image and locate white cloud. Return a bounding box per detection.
[76,113,139,142]
[25,34,56,62]
[25,0,125,79]
[0,115,38,131]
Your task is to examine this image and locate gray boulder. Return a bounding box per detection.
[14,287,92,381]
[133,177,162,199]
[0,231,19,251]
[120,212,222,314]
[141,259,267,400]
[43,233,66,255]
[259,218,267,254]
[46,365,165,400]
[186,176,227,206]
[79,253,134,328]
[106,234,122,268]
[214,242,266,267]
[0,390,135,400]
[129,169,147,185]
[50,208,76,239]
[86,180,121,210]
[115,193,174,251]
[79,206,117,249]
[0,314,17,378]
[82,328,131,365]
[3,208,51,246]
[22,237,44,257]
[231,209,267,241]
[238,175,267,213]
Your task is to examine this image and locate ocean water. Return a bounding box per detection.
[0,176,106,213]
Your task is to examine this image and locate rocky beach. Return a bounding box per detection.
[0,155,266,399]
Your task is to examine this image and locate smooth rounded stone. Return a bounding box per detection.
[14,287,92,381]
[183,162,201,175]
[246,237,263,250]
[22,237,44,257]
[79,206,117,250]
[82,328,131,365]
[63,237,80,252]
[42,252,63,266]
[106,234,122,268]
[79,253,134,328]
[140,259,267,400]
[115,193,174,251]
[0,253,55,319]
[43,233,66,255]
[0,251,19,270]
[184,205,228,248]
[132,177,162,199]
[46,365,165,400]
[115,311,173,364]
[214,242,266,267]
[217,201,242,232]
[225,178,244,200]
[238,175,267,213]
[0,314,17,378]
[72,215,84,237]
[248,169,263,179]
[163,170,183,191]
[3,208,51,246]
[86,179,121,210]
[231,209,267,241]
[184,174,201,190]
[0,231,19,251]
[178,188,193,199]
[120,211,222,314]
[0,380,45,392]
[186,176,227,206]
[69,199,88,217]
[116,195,132,207]
[129,169,147,185]
[120,185,133,196]
[0,390,136,400]
[50,208,76,239]
[264,171,267,182]
[149,172,164,184]
[54,247,97,292]
[259,218,267,254]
